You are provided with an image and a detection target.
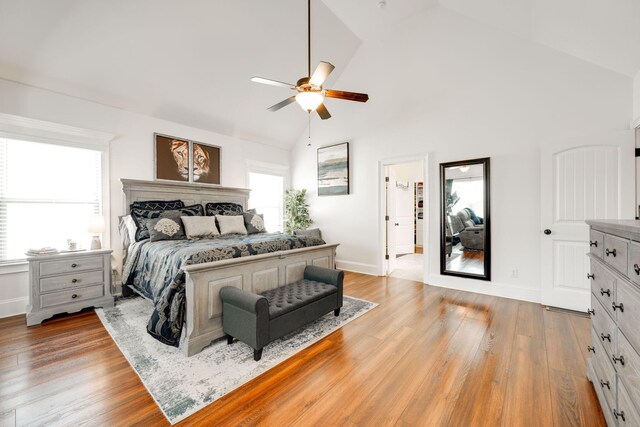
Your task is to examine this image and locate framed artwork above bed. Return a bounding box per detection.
[154,133,220,184]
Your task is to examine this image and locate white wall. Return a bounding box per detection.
[291,7,633,302]
[634,70,640,125]
[0,78,289,317]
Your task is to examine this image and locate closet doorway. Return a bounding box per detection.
[383,158,426,282]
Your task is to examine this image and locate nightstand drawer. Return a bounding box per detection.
[40,270,104,293]
[40,256,103,277]
[40,285,104,309]
[604,234,628,275]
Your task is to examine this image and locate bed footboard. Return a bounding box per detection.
[180,243,338,357]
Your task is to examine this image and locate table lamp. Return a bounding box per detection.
[88,215,105,250]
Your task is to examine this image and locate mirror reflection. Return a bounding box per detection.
[441,158,490,280]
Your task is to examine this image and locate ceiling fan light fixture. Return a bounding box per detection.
[296,91,324,112]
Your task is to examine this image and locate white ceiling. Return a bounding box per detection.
[0,0,638,149]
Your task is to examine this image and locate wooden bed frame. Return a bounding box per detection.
[121,179,338,356]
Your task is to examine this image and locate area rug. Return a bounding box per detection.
[96,295,376,424]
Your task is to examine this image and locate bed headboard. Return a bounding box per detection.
[121,179,250,214]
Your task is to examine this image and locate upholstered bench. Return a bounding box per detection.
[219,265,344,361]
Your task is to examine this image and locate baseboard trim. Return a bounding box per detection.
[0,296,28,318]
[336,259,380,276]
[426,274,541,304]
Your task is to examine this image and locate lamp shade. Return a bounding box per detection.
[87,215,105,234]
[296,91,324,112]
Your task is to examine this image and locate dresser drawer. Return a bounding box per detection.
[40,285,104,309]
[39,256,103,277]
[616,379,640,426]
[590,230,605,259]
[604,234,629,275]
[591,328,617,411]
[616,330,640,410]
[590,261,616,318]
[628,241,640,287]
[616,280,640,354]
[591,293,616,358]
[40,270,104,293]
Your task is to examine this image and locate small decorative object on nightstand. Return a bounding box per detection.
[26,249,114,326]
[88,214,105,250]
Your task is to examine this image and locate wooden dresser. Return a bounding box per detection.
[586,220,640,426]
[26,249,114,326]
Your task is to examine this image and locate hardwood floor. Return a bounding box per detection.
[446,244,484,275]
[0,273,605,426]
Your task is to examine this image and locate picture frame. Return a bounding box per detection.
[154,133,221,184]
[317,142,349,196]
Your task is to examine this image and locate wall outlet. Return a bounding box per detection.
[511,269,519,278]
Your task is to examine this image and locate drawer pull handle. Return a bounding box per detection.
[612,302,624,312]
[587,273,595,280]
[71,294,78,299]
[71,278,78,283]
[600,333,611,342]
[587,345,595,353]
[634,264,640,275]
[71,263,78,268]
[600,288,610,297]
[599,380,610,390]
[612,355,625,366]
[605,248,616,257]
[589,240,598,247]
[587,308,595,316]
[614,410,626,422]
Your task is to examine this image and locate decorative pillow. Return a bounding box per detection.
[243,212,266,234]
[216,214,247,235]
[131,204,204,241]
[181,216,220,239]
[205,202,243,216]
[130,199,185,211]
[147,213,186,241]
[118,215,137,248]
[294,228,322,239]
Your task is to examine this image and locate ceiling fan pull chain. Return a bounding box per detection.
[308,113,311,146]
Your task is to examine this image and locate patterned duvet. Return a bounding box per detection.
[122,233,326,346]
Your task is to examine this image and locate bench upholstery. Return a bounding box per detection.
[220,265,344,361]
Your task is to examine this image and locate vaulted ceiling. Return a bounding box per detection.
[0,0,638,149]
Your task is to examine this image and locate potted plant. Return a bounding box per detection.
[284,189,313,234]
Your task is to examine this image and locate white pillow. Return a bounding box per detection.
[216,215,247,235]
[121,215,137,245]
[181,216,219,239]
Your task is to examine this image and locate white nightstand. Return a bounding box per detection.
[26,249,114,326]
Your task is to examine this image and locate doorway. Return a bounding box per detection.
[384,159,426,282]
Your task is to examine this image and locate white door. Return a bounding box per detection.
[541,131,634,311]
[395,183,415,255]
[386,168,397,274]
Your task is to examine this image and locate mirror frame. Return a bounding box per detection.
[439,157,491,281]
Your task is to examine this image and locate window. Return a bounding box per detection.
[0,138,103,262]
[248,171,284,232]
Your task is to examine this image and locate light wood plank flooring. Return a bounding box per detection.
[0,272,604,426]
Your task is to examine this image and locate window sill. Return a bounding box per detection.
[0,261,28,275]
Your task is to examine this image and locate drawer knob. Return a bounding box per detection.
[612,302,624,312]
[599,379,610,390]
[71,294,78,299]
[605,248,616,257]
[71,263,78,268]
[613,410,626,422]
[587,273,595,280]
[589,240,598,247]
[600,288,610,297]
[71,278,78,283]
[612,355,625,366]
[600,333,611,342]
[587,345,595,353]
[634,264,640,275]
[587,308,595,316]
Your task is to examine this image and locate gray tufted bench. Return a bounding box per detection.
[219,265,344,361]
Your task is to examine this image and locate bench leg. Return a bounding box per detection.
[254,348,263,361]
[334,308,340,316]
[227,335,234,345]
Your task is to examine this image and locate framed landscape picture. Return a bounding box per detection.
[192,142,220,184]
[154,133,221,184]
[317,142,349,196]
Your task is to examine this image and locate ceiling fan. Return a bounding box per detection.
[250,0,369,120]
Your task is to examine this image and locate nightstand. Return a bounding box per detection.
[26,249,114,326]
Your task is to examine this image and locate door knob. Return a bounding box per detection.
[544,229,552,235]
[395,223,399,226]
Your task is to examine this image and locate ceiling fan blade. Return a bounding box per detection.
[325,89,369,103]
[309,62,335,86]
[316,103,331,120]
[251,76,295,89]
[267,96,297,112]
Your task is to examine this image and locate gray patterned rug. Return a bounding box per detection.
[96,295,376,424]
